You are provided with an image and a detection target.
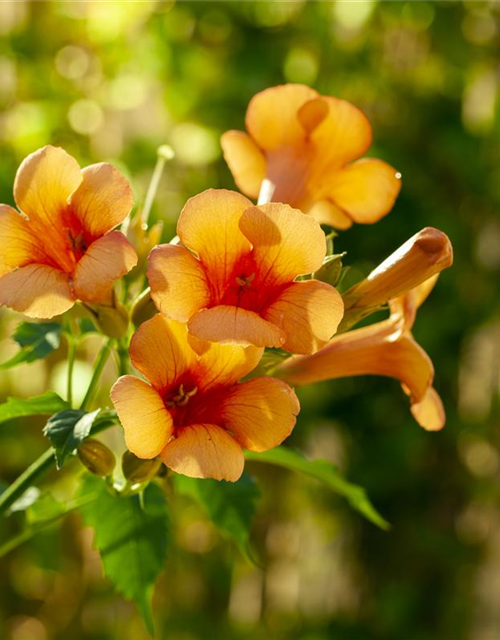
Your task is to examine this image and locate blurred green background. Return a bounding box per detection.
[1,1,499,639]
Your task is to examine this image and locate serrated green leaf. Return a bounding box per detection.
[43,409,100,469]
[174,473,260,558]
[79,476,169,635]
[245,447,389,530]
[0,322,62,369]
[0,392,69,425]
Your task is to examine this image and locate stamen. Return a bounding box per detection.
[165,384,198,408]
[235,272,255,288]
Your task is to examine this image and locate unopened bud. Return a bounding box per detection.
[130,288,157,327]
[344,227,453,310]
[122,450,162,484]
[88,294,129,338]
[126,217,164,281]
[77,439,116,476]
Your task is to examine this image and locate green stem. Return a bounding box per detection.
[141,145,174,226]
[80,338,114,411]
[117,337,129,376]
[0,449,55,517]
[66,339,77,408]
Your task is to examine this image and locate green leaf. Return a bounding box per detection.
[7,487,41,515]
[26,493,66,524]
[0,392,69,425]
[43,409,100,469]
[0,322,62,369]
[79,476,169,635]
[245,447,389,530]
[174,473,260,558]
[313,252,346,287]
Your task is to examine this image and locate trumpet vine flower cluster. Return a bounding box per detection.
[0,83,453,483]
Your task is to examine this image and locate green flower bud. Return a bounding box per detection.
[122,450,162,484]
[77,439,116,477]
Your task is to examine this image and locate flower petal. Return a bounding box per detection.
[246,84,318,150]
[276,324,434,401]
[177,189,253,301]
[327,159,401,224]
[219,377,299,452]
[73,231,138,304]
[221,130,267,199]
[264,280,344,355]
[161,424,244,482]
[188,305,285,348]
[0,204,46,277]
[148,244,211,321]
[14,146,82,228]
[308,199,354,230]
[0,264,74,318]
[190,337,264,391]
[239,203,327,286]
[69,162,133,238]
[110,375,174,459]
[410,386,446,432]
[311,97,372,167]
[129,314,197,393]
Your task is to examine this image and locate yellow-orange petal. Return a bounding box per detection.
[190,337,264,391]
[14,146,82,228]
[327,159,401,224]
[410,386,446,432]
[177,189,253,301]
[69,162,133,238]
[219,377,299,452]
[221,130,267,199]
[0,264,74,318]
[308,199,353,230]
[188,305,285,348]
[276,325,433,401]
[148,244,211,321]
[239,203,327,286]
[73,231,138,304]
[297,97,330,134]
[0,205,46,277]
[348,228,453,311]
[311,96,372,167]
[161,424,244,482]
[110,375,174,459]
[264,280,344,355]
[129,314,197,393]
[246,83,318,151]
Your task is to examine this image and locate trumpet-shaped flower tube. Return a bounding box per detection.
[148,189,344,354]
[110,314,300,482]
[275,277,446,431]
[0,146,137,318]
[221,84,401,228]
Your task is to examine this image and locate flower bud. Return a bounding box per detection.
[125,217,164,281]
[122,450,162,484]
[87,293,129,338]
[344,227,453,310]
[77,439,116,476]
[130,288,157,327]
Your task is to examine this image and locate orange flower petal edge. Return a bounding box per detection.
[147,189,344,354]
[110,314,300,482]
[221,84,401,228]
[275,276,446,431]
[0,146,137,319]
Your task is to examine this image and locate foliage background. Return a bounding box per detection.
[0,1,499,639]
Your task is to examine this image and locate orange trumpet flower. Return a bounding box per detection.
[221,84,401,229]
[0,146,137,318]
[276,277,446,431]
[110,314,299,482]
[148,189,344,355]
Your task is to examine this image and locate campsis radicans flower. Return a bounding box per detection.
[110,314,300,482]
[0,146,137,318]
[275,228,453,431]
[147,188,344,355]
[221,84,401,228]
